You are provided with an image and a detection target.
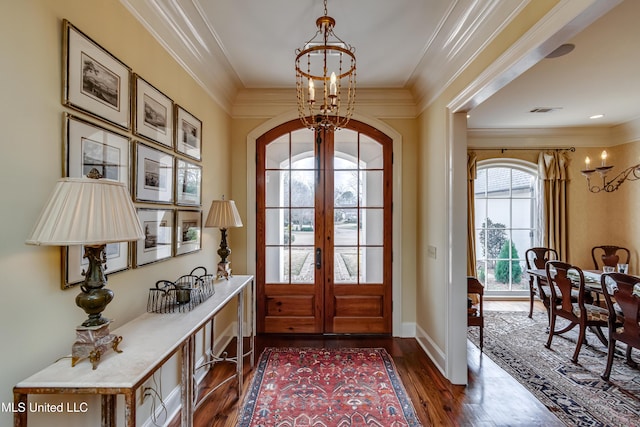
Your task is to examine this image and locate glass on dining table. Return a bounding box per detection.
[617,263,629,274]
[603,265,615,273]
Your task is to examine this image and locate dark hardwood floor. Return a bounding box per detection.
[169,301,563,426]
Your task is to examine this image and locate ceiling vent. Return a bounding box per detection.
[529,107,562,113]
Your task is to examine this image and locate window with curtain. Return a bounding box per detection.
[474,160,539,295]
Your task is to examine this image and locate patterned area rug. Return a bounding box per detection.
[237,347,422,426]
[468,311,640,427]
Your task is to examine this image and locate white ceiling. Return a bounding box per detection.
[121,0,639,130]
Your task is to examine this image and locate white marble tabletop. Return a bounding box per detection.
[15,275,253,391]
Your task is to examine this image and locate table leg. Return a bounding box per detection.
[124,392,135,427]
[237,290,244,396]
[101,395,115,427]
[181,338,194,426]
[13,392,27,427]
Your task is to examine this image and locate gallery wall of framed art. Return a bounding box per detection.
[60,19,205,287]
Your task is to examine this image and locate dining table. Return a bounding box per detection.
[526,268,604,294]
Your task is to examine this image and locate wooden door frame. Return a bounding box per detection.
[246,112,406,336]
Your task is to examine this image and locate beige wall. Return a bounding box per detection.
[0,1,233,425]
[570,140,640,270]
[415,0,562,381]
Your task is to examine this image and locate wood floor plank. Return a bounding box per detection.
[167,301,562,426]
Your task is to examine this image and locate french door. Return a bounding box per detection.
[256,119,393,334]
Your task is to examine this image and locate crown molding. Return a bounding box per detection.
[232,88,418,120]
[120,0,241,114]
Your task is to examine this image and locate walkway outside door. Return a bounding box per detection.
[256,119,393,334]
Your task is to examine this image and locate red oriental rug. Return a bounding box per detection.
[237,347,423,426]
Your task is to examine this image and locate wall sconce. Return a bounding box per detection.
[581,150,640,193]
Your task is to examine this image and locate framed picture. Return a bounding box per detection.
[135,142,174,204]
[135,208,174,267]
[63,20,131,130]
[175,210,202,256]
[63,113,131,288]
[134,75,174,148]
[64,113,130,185]
[175,105,202,160]
[176,158,202,206]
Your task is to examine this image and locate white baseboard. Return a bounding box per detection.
[415,323,447,379]
[400,321,416,337]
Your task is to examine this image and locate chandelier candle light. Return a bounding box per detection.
[581,150,640,193]
[295,0,356,130]
[25,169,144,369]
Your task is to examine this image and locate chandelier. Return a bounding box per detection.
[581,150,640,193]
[295,0,356,130]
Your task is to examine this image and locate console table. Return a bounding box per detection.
[14,275,254,427]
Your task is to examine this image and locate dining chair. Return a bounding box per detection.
[525,247,559,319]
[592,245,630,271]
[600,272,640,381]
[545,261,610,363]
[467,276,484,351]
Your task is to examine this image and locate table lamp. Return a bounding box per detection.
[25,169,144,368]
[205,198,243,279]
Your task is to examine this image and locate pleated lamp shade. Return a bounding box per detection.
[26,177,144,246]
[205,200,243,229]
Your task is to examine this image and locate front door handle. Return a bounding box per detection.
[315,248,322,269]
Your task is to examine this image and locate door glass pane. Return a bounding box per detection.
[334,210,358,246]
[362,171,383,207]
[290,208,314,246]
[291,129,314,165]
[290,247,314,283]
[266,170,288,207]
[265,246,286,283]
[335,247,358,284]
[361,208,383,245]
[334,171,358,207]
[334,130,358,169]
[362,246,383,283]
[361,135,383,169]
[265,208,287,245]
[265,134,289,169]
[289,170,315,207]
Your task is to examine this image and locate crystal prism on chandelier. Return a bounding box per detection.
[295,0,356,130]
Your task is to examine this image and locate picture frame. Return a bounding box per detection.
[176,158,202,206]
[135,208,174,267]
[63,113,131,288]
[64,113,131,185]
[175,105,202,160]
[135,142,174,204]
[175,210,202,256]
[63,20,131,130]
[134,74,174,148]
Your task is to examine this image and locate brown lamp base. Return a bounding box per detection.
[71,321,122,370]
